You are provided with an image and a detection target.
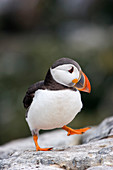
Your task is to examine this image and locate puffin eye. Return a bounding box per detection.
[68,66,74,73]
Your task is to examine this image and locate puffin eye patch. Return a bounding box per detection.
[68,66,74,73]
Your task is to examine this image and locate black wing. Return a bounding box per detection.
[23,80,45,109]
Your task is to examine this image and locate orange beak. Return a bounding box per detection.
[74,71,91,93]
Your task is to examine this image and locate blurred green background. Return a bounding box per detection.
[0,0,113,145]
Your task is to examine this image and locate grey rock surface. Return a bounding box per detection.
[0,117,113,170]
[82,116,113,144]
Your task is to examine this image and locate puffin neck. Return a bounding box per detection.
[44,69,68,90]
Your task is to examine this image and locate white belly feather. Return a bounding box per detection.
[26,89,82,131]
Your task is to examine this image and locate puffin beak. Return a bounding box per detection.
[73,71,91,93]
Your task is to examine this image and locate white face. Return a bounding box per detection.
[50,64,81,87]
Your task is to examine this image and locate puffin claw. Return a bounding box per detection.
[67,132,70,136]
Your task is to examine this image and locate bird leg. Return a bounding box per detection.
[33,135,53,151]
[62,125,90,136]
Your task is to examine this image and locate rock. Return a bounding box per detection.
[82,116,113,144]
[0,117,113,170]
[87,166,113,170]
[0,138,113,170]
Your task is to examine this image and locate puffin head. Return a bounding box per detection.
[50,58,91,93]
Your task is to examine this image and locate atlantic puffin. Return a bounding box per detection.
[23,58,91,151]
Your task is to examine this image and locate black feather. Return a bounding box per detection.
[23,81,45,109]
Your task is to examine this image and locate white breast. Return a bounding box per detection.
[26,89,83,131]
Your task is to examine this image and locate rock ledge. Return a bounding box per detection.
[0,117,113,170]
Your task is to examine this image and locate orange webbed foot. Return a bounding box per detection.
[36,147,53,151]
[62,125,90,136]
[33,135,53,151]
